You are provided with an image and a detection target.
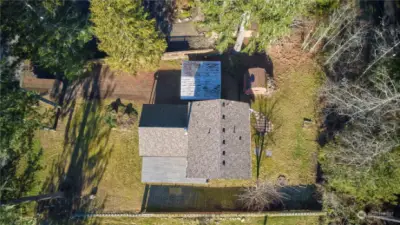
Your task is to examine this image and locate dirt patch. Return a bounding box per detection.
[22,61,183,104]
[267,28,317,86]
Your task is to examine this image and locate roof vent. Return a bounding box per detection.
[222,102,225,107]
[222,160,225,165]
[222,140,225,144]
[222,128,225,133]
[239,136,242,140]
[222,114,225,119]
[222,151,225,155]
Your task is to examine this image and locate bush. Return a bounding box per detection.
[105,100,138,129]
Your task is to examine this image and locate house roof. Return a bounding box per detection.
[245,68,266,89]
[142,157,207,184]
[139,127,188,157]
[186,100,251,179]
[139,104,189,157]
[180,61,221,100]
[139,100,252,182]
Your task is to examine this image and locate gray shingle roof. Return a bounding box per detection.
[139,104,189,157]
[139,127,188,157]
[186,100,251,179]
[142,157,207,184]
[186,100,221,178]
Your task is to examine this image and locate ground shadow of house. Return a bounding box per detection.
[141,184,321,212]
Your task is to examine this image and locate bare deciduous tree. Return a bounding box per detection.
[322,70,399,120]
[237,181,285,211]
[321,68,400,169]
[361,25,400,76]
[302,4,358,53]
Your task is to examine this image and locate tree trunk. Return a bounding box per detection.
[1,192,64,206]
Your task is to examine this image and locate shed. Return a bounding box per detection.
[244,67,267,96]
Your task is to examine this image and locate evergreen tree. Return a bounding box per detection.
[90,0,167,74]
[0,60,43,202]
[199,0,312,53]
[0,0,93,80]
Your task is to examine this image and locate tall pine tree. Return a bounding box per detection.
[90,0,167,74]
[0,0,93,80]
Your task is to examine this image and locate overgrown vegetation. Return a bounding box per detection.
[90,0,167,74]
[0,60,44,221]
[306,1,400,224]
[198,0,313,53]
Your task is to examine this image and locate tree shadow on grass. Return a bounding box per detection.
[37,69,114,224]
[49,63,116,133]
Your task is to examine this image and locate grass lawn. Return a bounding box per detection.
[33,98,145,213]
[255,65,323,185]
[86,215,321,225]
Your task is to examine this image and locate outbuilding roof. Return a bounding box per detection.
[245,68,266,89]
[180,61,221,100]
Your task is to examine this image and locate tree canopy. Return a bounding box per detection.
[198,0,312,53]
[0,0,93,80]
[0,59,44,201]
[90,0,167,74]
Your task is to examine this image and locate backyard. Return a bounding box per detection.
[22,30,323,220]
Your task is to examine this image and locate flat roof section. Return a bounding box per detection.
[180,61,221,100]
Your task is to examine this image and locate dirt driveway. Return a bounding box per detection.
[22,63,159,104]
